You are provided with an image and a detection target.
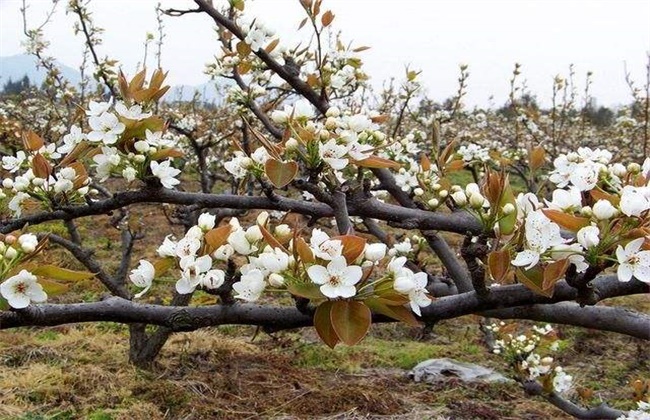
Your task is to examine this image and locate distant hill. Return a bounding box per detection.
[0,54,83,87]
[0,54,225,103]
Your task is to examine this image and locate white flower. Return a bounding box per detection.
[87,112,125,145]
[2,151,26,172]
[150,160,181,189]
[232,268,266,301]
[8,191,30,216]
[122,166,138,182]
[201,269,225,289]
[224,151,250,179]
[115,101,152,120]
[213,244,235,261]
[58,125,85,154]
[592,199,618,220]
[346,142,374,161]
[392,270,431,316]
[176,255,213,294]
[86,99,113,116]
[616,238,650,283]
[291,99,315,120]
[307,256,362,298]
[577,226,600,249]
[552,370,573,393]
[310,228,343,260]
[18,234,38,253]
[175,236,201,258]
[0,270,47,308]
[620,186,650,217]
[228,229,257,255]
[257,247,290,273]
[364,243,387,262]
[512,210,565,270]
[319,139,349,170]
[545,187,582,212]
[198,213,216,231]
[157,235,177,257]
[129,260,155,298]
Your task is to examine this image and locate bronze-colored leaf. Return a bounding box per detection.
[487,249,511,283]
[265,159,298,188]
[543,258,569,290]
[204,225,233,254]
[365,297,420,327]
[542,209,590,232]
[330,300,372,346]
[355,155,401,169]
[529,145,546,171]
[515,267,554,298]
[321,10,334,27]
[32,153,52,179]
[22,130,44,152]
[331,235,366,264]
[313,301,339,348]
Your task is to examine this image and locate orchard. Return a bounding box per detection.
[0,0,648,418]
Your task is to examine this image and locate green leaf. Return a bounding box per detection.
[330,300,372,346]
[314,301,339,348]
[515,267,554,298]
[286,281,325,300]
[30,265,95,282]
[38,278,69,296]
[365,297,420,327]
[498,176,517,235]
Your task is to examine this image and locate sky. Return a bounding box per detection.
[0,0,649,108]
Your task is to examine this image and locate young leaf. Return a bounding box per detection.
[331,235,366,263]
[265,159,298,188]
[365,297,420,327]
[515,267,554,298]
[487,249,511,283]
[542,209,590,232]
[314,301,340,348]
[30,265,95,282]
[330,300,372,346]
[204,225,233,254]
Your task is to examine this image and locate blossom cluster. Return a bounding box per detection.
[487,322,572,394]
[0,233,47,309]
[128,212,432,317]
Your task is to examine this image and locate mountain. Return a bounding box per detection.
[0,54,83,87]
[0,54,225,103]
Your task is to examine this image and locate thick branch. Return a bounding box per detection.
[1,275,645,331]
[484,302,650,340]
[2,187,483,236]
[523,381,624,419]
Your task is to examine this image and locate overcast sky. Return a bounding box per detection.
[1,0,648,108]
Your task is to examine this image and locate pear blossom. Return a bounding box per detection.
[346,142,374,161]
[57,125,85,154]
[213,244,235,261]
[310,229,343,260]
[257,247,290,273]
[393,270,431,316]
[201,269,225,289]
[0,270,47,309]
[115,101,152,120]
[545,187,583,212]
[616,238,650,283]
[577,226,600,249]
[512,210,565,270]
[319,139,349,170]
[364,243,387,262]
[619,186,650,217]
[18,234,38,253]
[232,268,266,301]
[198,213,216,231]
[307,256,363,298]
[87,112,125,145]
[592,199,618,220]
[85,99,112,116]
[228,229,257,255]
[2,151,26,172]
[157,235,177,257]
[176,255,213,294]
[150,159,181,189]
[175,236,201,258]
[129,260,155,298]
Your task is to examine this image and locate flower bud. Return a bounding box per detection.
[285,138,299,151]
[268,273,285,287]
[427,198,439,208]
[274,224,292,239]
[198,213,216,231]
[364,243,387,262]
[256,211,270,226]
[451,191,467,206]
[5,247,17,259]
[241,157,254,169]
[2,178,13,189]
[438,190,448,198]
[326,106,341,118]
[469,193,485,209]
[414,188,424,196]
[627,162,641,173]
[502,203,515,215]
[592,199,617,220]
